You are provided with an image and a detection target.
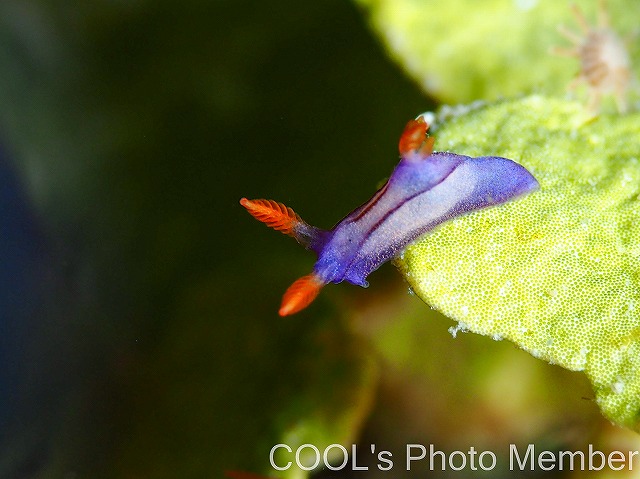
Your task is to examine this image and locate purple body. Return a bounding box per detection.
[241,117,539,315]
[311,152,539,287]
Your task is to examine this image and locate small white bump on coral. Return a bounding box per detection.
[612,380,625,394]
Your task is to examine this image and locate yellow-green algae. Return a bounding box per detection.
[356,0,640,106]
[395,95,640,430]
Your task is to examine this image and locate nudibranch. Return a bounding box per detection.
[241,117,539,316]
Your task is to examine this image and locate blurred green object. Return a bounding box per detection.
[396,95,640,431]
[356,0,640,106]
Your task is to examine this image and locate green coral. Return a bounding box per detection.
[356,0,640,105]
[395,95,640,430]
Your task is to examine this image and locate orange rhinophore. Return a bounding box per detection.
[239,198,301,238]
[398,117,434,158]
[278,273,325,316]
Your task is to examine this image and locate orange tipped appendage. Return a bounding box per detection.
[240,198,301,237]
[398,117,435,158]
[279,274,324,316]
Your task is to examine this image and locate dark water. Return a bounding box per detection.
[0,1,430,477]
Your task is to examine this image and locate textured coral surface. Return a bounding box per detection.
[357,0,640,107]
[396,95,640,430]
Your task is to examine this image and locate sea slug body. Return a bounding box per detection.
[241,117,539,315]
